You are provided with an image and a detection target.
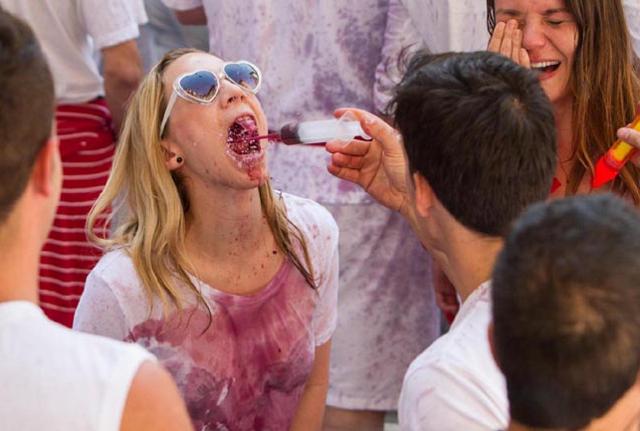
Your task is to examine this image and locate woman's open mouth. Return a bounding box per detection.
[225,114,265,169]
[227,115,261,155]
[531,61,561,79]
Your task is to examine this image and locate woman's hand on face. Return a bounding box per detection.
[487,20,531,68]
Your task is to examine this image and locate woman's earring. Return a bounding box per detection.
[176,156,183,164]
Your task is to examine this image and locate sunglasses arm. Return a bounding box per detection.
[159,90,178,137]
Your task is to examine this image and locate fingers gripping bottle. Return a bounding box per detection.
[592,113,640,189]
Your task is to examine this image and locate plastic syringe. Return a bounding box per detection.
[241,119,370,146]
[278,119,370,145]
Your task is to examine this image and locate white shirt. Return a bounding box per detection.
[398,281,509,431]
[75,193,339,430]
[401,0,489,53]
[374,0,489,112]
[0,0,147,103]
[0,301,154,431]
[624,0,640,56]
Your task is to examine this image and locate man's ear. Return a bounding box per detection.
[31,137,60,196]
[488,322,502,371]
[413,172,435,218]
[161,138,183,171]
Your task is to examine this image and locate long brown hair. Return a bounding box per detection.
[88,48,316,319]
[487,0,640,202]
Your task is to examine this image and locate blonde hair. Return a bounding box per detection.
[88,48,315,318]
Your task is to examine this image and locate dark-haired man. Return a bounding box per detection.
[491,194,640,430]
[0,8,192,430]
[326,50,557,430]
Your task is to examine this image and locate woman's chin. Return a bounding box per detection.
[226,146,264,168]
[246,164,268,186]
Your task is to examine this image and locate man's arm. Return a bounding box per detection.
[289,341,331,431]
[101,40,143,133]
[120,361,193,431]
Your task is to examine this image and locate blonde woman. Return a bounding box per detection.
[73,48,339,431]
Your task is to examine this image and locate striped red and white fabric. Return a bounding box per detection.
[40,98,114,327]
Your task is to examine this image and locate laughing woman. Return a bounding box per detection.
[486,0,640,199]
[73,48,339,431]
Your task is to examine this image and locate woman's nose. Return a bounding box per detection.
[218,77,247,107]
[521,20,546,51]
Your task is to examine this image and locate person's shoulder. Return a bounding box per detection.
[400,339,506,430]
[120,361,193,431]
[403,329,486,394]
[401,303,508,428]
[281,192,339,241]
[91,248,137,282]
[0,309,163,430]
[400,346,465,430]
[23,313,151,368]
[404,340,460,388]
[58,315,143,349]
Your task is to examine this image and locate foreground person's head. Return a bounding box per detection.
[491,194,640,430]
[0,8,59,260]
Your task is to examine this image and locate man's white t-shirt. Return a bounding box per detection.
[0,301,154,431]
[398,281,509,431]
[0,0,147,103]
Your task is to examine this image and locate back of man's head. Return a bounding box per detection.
[391,51,556,237]
[0,8,54,223]
[492,194,640,429]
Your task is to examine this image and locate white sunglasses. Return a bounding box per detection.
[159,61,262,136]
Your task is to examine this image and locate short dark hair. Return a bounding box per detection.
[492,194,640,428]
[391,51,556,236]
[0,8,54,222]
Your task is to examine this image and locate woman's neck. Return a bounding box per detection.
[184,183,269,261]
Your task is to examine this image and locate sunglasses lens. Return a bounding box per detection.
[179,71,218,101]
[224,63,261,92]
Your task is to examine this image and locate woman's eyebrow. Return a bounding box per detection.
[495,7,570,17]
[542,8,571,16]
[495,8,523,17]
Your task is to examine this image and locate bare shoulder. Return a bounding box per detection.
[120,361,193,431]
